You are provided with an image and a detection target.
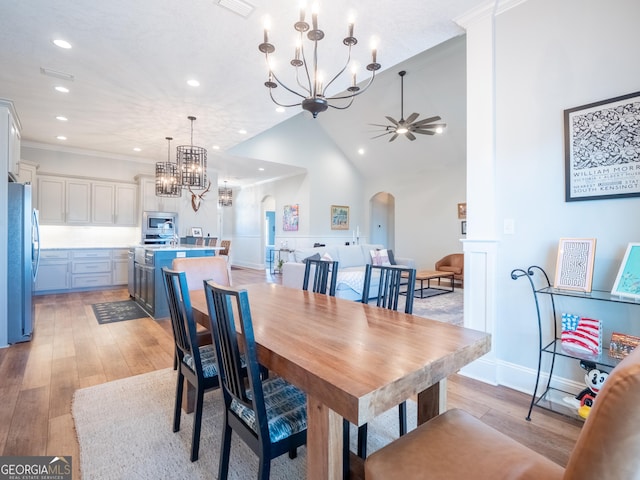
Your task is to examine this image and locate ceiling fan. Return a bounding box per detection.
[370,70,446,142]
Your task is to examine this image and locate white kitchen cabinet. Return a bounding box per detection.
[38,174,137,226]
[1,100,21,177]
[38,175,91,224]
[35,248,132,293]
[35,250,71,292]
[114,183,137,226]
[18,161,37,187]
[137,174,179,214]
[38,176,66,224]
[112,249,129,285]
[92,182,115,224]
[66,179,91,224]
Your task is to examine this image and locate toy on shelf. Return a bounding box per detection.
[563,360,609,419]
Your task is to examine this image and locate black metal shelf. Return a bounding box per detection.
[511,265,635,422]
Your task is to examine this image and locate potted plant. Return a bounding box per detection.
[276,258,285,273]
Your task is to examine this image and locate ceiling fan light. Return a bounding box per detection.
[396,126,408,134]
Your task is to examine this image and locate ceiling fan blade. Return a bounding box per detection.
[405,112,420,124]
[368,123,394,128]
[406,132,417,141]
[412,115,441,127]
[371,131,393,139]
[389,133,399,142]
[413,129,437,135]
[414,123,447,130]
[385,116,400,126]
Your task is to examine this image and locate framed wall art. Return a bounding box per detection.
[461,220,467,235]
[611,243,640,299]
[283,204,299,232]
[553,238,597,292]
[330,205,349,230]
[190,227,203,237]
[564,91,640,202]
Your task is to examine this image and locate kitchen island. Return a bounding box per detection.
[131,245,218,319]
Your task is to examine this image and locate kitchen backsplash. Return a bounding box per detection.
[40,226,140,248]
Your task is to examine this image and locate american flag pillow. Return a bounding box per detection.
[561,313,602,355]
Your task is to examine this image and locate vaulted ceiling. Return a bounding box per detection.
[0,0,485,185]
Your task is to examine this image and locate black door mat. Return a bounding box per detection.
[92,300,150,324]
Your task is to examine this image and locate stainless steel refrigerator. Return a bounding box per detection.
[7,182,40,343]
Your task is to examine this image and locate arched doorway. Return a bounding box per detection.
[261,195,276,270]
[369,192,395,249]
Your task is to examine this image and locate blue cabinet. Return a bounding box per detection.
[136,247,215,319]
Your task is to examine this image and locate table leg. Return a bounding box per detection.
[307,394,343,480]
[416,379,448,425]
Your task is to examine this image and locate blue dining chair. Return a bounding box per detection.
[357,264,417,459]
[161,267,220,462]
[302,258,339,296]
[203,281,308,480]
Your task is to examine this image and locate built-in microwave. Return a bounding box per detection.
[142,211,178,244]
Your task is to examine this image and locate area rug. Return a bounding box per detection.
[91,300,149,324]
[72,368,416,480]
[400,288,464,327]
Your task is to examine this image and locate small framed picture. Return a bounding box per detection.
[461,221,467,235]
[190,227,203,237]
[330,205,349,230]
[553,238,597,292]
[457,202,467,219]
[611,243,640,299]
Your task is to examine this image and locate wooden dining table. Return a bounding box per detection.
[189,283,491,480]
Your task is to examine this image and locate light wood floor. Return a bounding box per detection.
[0,267,582,478]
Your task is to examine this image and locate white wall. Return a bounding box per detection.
[229,115,365,267]
[485,0,640,391]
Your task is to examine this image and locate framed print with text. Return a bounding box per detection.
[564,91,640,202]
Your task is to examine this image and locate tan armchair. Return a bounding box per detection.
[365,345,640,479]
[435,253,464,287]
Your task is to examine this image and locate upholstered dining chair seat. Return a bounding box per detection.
[182,344,218,378]
[230,377,307,444]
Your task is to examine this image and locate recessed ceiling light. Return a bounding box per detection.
[55,116,68,121]
[238,129,247,134]
[56,136,67,140]
[275,107,285,113]
[212,145,220,150]
[258,167,265,171]
[53,39,72,49]
[358,148,365,155]
[187,79,200,87]
[133,147,142,152]
[55,86,69,93]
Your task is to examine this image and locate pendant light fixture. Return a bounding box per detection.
[155,136,181,197]
[218,180,233,207]
[177,115,207,188]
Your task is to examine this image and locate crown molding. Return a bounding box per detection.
[455,0,529,29]
[21,140,154,165]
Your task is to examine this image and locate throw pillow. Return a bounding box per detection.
[370,249,391,266]
[302,252,321,263]
[387,249,397,265]
[321,252,333,262]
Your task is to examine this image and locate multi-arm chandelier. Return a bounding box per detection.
[258,3,381,118]
[155,136,180,197]
[177,116,207,189]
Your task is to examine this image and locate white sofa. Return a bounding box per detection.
[281,244,415,300]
